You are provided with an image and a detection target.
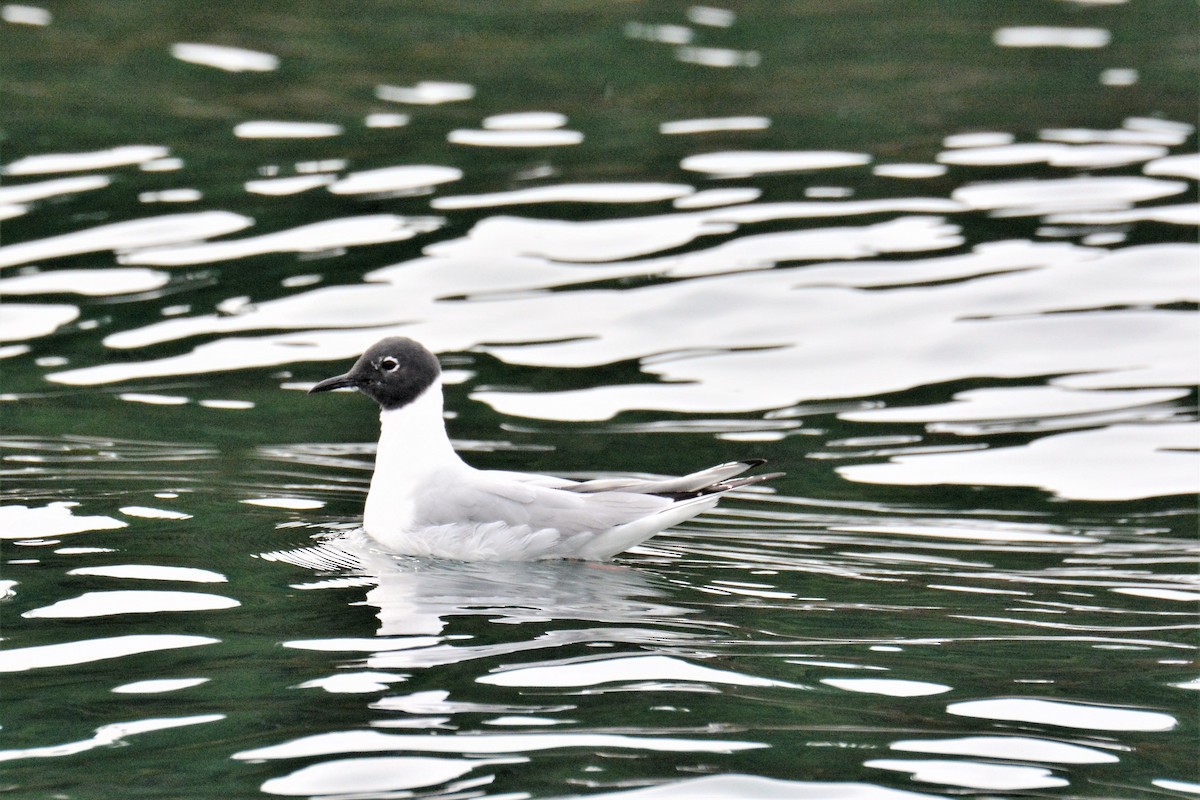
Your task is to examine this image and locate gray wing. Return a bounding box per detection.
[416,472,671,537]
[486,460,776,497]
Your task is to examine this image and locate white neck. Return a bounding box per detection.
[363,378,465,537]
[372,379,462,477]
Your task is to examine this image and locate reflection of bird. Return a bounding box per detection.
[310,337,782,561]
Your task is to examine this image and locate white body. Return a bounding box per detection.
[361,379,726,561]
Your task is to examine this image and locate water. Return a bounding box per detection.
[1,1,1197,797]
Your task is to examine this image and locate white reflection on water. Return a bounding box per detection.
[0,175,110,206]
[68,564,226,582]
[992,27,1111,48]
[479,654,798,688]
[660,116,770,134]
[0,714,225,763]
[447,128,584,147]
[2,4,51,25]
[820,678,950,697]
[326,165,462,195]
[865,759,1068,790]
[938,142,1166,168]
[946,697,1176,731]
[374,80,475,105]
[23,589,240,618]
[232,121,343,139]
[0,302,78,342]
[0,634,218,673]
[840,423,1198,501]
[542,774,943,800]
[951,176,1186,214]
[0,268,168,296]
[120,214,443,266]
[111,677,211,693]
[0,210,252,269]
[0,502,126,539]
[232,728,766,761]
[432,183,695,209]
[681,150,871,175]
[259,755,520,797]
[483,111,568,130]
[2,145,170,175]
[889,735,1119,764]
[170,42,278,72]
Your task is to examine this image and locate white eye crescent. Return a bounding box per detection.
[380,357,400,372]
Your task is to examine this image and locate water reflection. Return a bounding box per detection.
[2,0,1197,795]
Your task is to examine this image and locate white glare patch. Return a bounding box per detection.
[625,22,694,45]
[479,655,797,688]
[993,27,1111,48]
[259,756,510,797]
[199,399,255,410]
[681,150,871,176]
[0,303,79,341]
[364,113,410,128]
[1111,587,1200,602]
[70,564,226,583]
[2,145,170,176]
[119,393,189,406]
[121,215,444,265]
[938,142,1165,168]
[482,112,567,130]
[0,715,224,763]
[676,46,760,68]
[245,175,335,196]
[1101,68,1138,85]
[951,176,1186,214]
[232,730,765,761]
[119,506,193,520]
[0,634,218,673]
[947,697,1177,731]
[295,672,408,693]
[112,678,211,693]
[171,42,279,72]
[686,6,735,27]
[328,166,462,195]
[0,268,169,297]
[233,121,344,139]
[873,163,947,179]
[673,188,761,209]
[0,175,110,204]
[821,678,951,697]
[660,116,771,135]
[1154,781,1200,795]
[0,210,254,269]
[2,4,51,25]
[375,81,475,105]
[839,423,1199,502]
[432,183,692,209]
[242,497,325,510]
[943,132,1015,148]
[0,502,126,539]
[23,590,240,618]
[866,759,1068,791]
[1145,153,1200,180]
[891,735,1119,764]
[138,189,202,203]
[447,129,582,147]
[141,157,184,172]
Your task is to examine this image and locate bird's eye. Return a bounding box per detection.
[380,357,400,372]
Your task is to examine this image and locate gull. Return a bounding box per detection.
[309,337,782,560]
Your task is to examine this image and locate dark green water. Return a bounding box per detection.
[1,2,1197,798]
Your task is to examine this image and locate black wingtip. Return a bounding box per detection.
[740,458,768,468]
